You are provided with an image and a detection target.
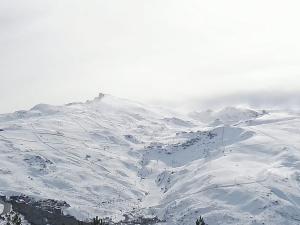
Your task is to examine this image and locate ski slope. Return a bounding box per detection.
[0,94,300,225]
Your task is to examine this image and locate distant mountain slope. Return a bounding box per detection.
[0,94,300,225]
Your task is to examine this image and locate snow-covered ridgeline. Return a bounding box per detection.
[0,94,300,225]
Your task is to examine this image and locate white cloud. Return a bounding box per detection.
[0,0,300,112]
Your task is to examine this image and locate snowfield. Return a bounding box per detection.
[0,94,300,225]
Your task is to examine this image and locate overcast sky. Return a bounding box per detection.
[1,0,300,113]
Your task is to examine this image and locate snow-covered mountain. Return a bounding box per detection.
[0,94,300,225]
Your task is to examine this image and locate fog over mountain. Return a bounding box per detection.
[164,91,300,112]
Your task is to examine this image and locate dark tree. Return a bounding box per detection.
[92,216,106,225]
[196,216,207,225]
[11,214,21,225]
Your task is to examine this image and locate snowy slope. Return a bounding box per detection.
[0,94,300,225]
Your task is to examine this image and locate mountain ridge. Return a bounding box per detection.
[0,94,300,225]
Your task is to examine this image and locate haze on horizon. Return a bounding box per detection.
[1,0,300,113]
